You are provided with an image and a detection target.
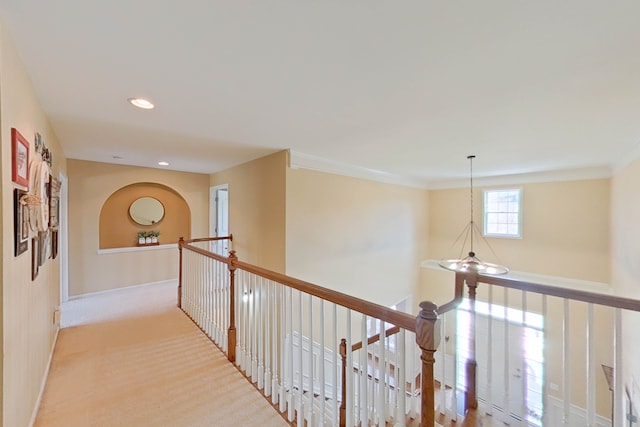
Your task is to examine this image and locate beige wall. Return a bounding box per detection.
[1,24,67,427]
[210,151,287,272]
[610,158,640,394]
[285,168,429,310]
[423,179,612,415]
[68,160,209,296]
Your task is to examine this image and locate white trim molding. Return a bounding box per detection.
[29,326,60,427]
[289,150,613,190]
[97,243,177,255]
[613,140,640,173]
[67,279,178,301]
[428,166,612,190]
[420,259,612,294]
[289,150,429,189]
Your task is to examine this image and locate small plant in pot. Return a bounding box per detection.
[150,230,160,244]
[137,231,147,245]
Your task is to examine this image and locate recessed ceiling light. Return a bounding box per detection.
[128,97,155,109]
[158,161,169,166]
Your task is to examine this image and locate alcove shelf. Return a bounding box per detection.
[97,243,177,255]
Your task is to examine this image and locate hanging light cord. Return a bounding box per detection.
[468,155,475,254]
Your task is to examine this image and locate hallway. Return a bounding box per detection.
[34,282,288,427]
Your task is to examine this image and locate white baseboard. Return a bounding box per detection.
[29,326,60,427]
[546,395,611,427]
[68,279,178,301]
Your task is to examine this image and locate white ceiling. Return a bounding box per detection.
[1,1,639,186]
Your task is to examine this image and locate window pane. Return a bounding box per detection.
[483,189,521,237]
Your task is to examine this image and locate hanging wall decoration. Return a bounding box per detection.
[28,160,50,233]
[13,189,29,256]
[11,128,30,187]
[34,132,52,167]
[49,176,61,229]
[31,236,39,281]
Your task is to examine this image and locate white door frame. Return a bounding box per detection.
[210,184,230,254]
[209,184,229,237]
[59,172,69,303]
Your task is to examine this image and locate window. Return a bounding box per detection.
[483,189,522,238]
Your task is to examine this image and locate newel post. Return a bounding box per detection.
[465,275,478,411]
[416,301,440,427]
[177,237,184,308]
[339,338,347,427]
[227,250,238,363]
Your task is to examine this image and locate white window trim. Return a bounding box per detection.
[483,188,523,239]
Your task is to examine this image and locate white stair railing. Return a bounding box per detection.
[179,237,421,426]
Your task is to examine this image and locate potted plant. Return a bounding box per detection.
[137,231,147,245]
[150,230,160,244]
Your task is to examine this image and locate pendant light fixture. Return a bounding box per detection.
[438,155,509,275]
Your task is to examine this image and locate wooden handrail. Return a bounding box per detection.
[351,325,401,352]
[181,240,416,332]
[182,235,233,244]
[232,259,416,332]
[470,272,640,311]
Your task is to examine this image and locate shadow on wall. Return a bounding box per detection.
[99,182,191,249]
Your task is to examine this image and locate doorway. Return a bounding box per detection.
[456,299,544,425]
[209,184,229,254]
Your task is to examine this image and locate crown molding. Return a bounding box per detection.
[288,150,429,189]
[289,150,613,190]
[426,166,612,190]
[612,141,640,173]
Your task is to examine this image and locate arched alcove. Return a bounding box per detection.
[99,182,191,249]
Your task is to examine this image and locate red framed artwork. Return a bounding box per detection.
[11,128,30,187]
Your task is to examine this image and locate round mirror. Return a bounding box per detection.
[129,197,165,225]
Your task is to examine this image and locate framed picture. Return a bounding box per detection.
[51,230,59,260]
[11,128,29,187]
[14,189,29,256]
[32,237,39,281]
[39,231,50,267]
[49,176,60,229]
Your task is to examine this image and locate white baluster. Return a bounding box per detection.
[271,283,286,406]
[451,311,457,421]
[265,279,272,397]
[586,303,595,427]
[504,288,510,421]
[252,275,258,382]
[319,299,326,426]
[396,329,406,427]
[346,309,354,426]
[378,318,386,425]
[360,315,368,425]
[258,277,264,389]
[614,308,623,427]
[215,259,219,346]
[287,287,294,421]
[297,291,303,427]
[332,304,338,427]
[542,295,548,425]
[562,298,570,425]
[521,291,527,422]
[487,286,493,417]
[308,294,314,427]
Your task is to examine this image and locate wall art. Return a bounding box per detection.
[14,189,28,256]
[11,128,29,187]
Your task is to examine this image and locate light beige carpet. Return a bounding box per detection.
[35,286,288,427]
